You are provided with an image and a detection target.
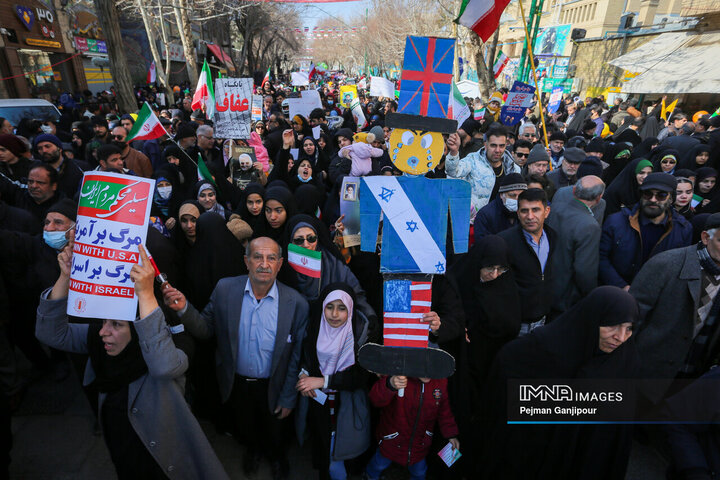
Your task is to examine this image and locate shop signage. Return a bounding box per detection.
[75,36,107,54]
[36,7,53,23]
[15,5,34,30]
[26,37,61,48]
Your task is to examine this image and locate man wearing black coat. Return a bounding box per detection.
[499,188,556,335]
[473,173,527,242]
[0,163,63,228]
[33,134,87,198]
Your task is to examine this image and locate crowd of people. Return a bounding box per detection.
[1,76,720,480]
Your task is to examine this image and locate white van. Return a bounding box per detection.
[0,98,61,126]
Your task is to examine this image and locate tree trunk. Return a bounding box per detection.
[486,28,500,88]
[471,32,493,99]
[93,0,136,113]
[137,1,170,95]
[173,0,198,86]
[157,3,175,105]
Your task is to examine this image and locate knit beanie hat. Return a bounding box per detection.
[526,144,550,165]
[226,214,253,242]
[0,134,28,157]
[47,199,77,222]
[33,134,62,149]
[498,173,527,193]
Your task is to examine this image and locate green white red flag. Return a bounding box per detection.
[456,0,511,42]
[125,103,167,142]
[261,67,271,87]
[192,59,215,118]
[288,243,321,278]
[448,81,471,126]
[493,50,509,79]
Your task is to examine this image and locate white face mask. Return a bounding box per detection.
[157,186,172,200]
[503,197,518,212]
[40,125,53,134]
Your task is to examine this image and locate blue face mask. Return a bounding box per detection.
[328,100,334,105]
[43,228,72,250]
[297,174,312,183]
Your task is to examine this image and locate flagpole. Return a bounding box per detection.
[518,0,549,148]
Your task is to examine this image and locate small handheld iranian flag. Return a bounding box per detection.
[192,59,215,118]
[448,80,471,126]
[474,107,485,120]
[147,61,156,84]
[125,103,168,142]
[493,50,509,79]
[288,244,321,278]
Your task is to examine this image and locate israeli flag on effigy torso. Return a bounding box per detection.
[359,175,471,274]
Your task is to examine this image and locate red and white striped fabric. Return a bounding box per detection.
[383,281,432,348]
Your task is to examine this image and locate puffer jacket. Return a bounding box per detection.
[370,376,458,466]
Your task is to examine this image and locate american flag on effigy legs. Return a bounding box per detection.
[383,280,432,348]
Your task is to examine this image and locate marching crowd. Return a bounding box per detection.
[1,79,720,480]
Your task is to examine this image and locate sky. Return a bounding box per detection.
[297,0,373,28]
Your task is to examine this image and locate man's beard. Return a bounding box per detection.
[41,151,61,163]
[641,200,668,219]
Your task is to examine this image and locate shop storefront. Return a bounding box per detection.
[0,0,85,99]
[66,3,113,94]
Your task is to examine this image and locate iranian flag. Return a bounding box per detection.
[125,103,168,142]
[493,50,509,79]
[191,59,215,118]
[456,0,512,42]
[288,244,321,278]
[448,81,471,126]
[474,108,485,120]
[146,61,156,84]
[261,67,271,87]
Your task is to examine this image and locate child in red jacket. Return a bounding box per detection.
[363,375,459,480]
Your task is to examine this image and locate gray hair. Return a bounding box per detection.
[574,177,605,201]
[519,123,537,134]
[196,125,213,137]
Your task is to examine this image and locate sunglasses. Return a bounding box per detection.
[522,133,538,138]
[661,159,676,164]
[515,152,529,158]
[292,234,318,245]
[112,135,125,140]
[480,266,509,275]
[641,190,670,201]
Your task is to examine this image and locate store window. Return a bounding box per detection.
[17,49,63,99]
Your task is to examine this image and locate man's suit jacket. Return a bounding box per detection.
[180,275,309,411]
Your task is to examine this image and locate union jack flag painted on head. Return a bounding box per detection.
[398,36,455,118]
[383,280,432,348]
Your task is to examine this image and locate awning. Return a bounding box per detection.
[456,79,481,100]
[205,43,235,70]
[608,31,720,94]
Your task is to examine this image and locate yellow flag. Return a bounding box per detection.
[661,98,678,121]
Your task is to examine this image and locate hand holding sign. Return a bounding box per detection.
[163,285,187,312]
[131,245,159,318]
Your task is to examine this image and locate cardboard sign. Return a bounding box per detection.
[213,78,253,139]
[291,71,309,86]
[500,81,535,126]
[69,172,155,321]
[287,89,323,119]
[398,36,455,118]
[370,76,395,98]
[339,85,358,108]
[548,86,564,114]
[251,94,263,122]
[339,177,361,247]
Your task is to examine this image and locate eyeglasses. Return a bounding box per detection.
[292,234,318,245]
[480,266,508,275]
[199,134,214,140]
[112,135,125,140]
[515,152,529,158]
[522,133,538,138]
[641,190,670,201]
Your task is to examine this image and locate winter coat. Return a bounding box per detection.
[499,224,557,323]
[445,147,520,219]
[546,167,574,190]
[473,196,517,242]
[599,204,693,288]
[370,376,458,466]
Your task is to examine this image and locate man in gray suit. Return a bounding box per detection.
[548,175,604,315]
[163,237,308,480]
[630,213,720,405]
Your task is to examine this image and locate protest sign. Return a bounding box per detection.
[291,71,309,86]
[69,172,155,321]
[213,77,252,139]
[500,81,535,126]
[370,76,395,98]
[350,98,367,129]
[398,36,455,118]
[548,86,564,114]
[339,177,361,247]
[339,85,358,108]
[251,94,263,122]
[228,145,259,190]
[287,89,324,119]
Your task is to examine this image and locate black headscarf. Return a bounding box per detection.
[151,164,182,221]
[650,147,680,174]
[630,137,658,160]
[680,143,712,171]
[171,200,205,256]
[184,212,247,309]
[603,158,644,216]
[294,183,324,217]
[235,183,266,230]
[259,185,297,241]
[87,322,147,393]
[601,142,633,186]
[639,115,662,140]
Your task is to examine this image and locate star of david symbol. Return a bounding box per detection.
[406,220,418,232]
[378,187,395,202]
[435,261,445,274]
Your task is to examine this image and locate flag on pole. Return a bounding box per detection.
[473,108,485,120]
[661,97,678,121]
[192,59,215,118]
[288,244,322,278]
[261,67,271,87]
[125,103,168,142]
[308,62,317,79]
[448,81,471,126]
[493,50,509,79]
[197,153,216,188]
[146,61,156,84]
[456,0,512,42]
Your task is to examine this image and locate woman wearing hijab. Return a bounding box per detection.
[193,181,228,220]
[291,114,313,142]
[36,244,229,480]
[295,183,324,218]
[271,140,327,194]
[280,214,376,323]
[603,158,652,216]
[295,283,372,480]
[601,142,633,186]
[171,200,205,258]
[235,183,265,232]
[162,145,196,198]
[630,137,659,161]
[448,236,521,395]
[653,149,680,175]
[674,176,695,221]
[150,165,183,235]
[298,136,330,177]
[681,144,712,171]
[479,286,638,480]
[694,167,720,214]
[260,185,297,242]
